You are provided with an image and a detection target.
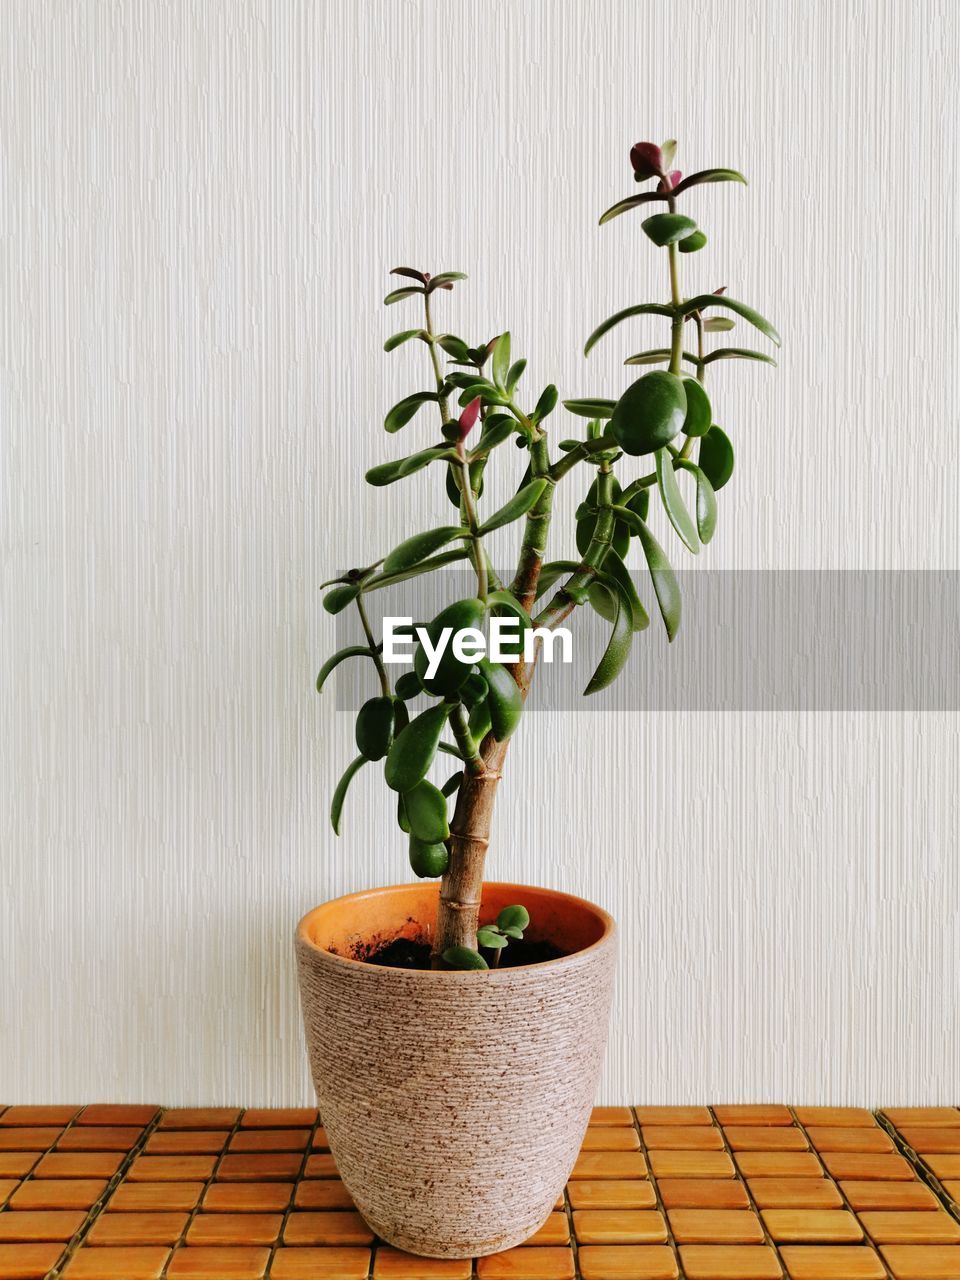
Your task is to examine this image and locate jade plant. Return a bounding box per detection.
[319,139,779,969]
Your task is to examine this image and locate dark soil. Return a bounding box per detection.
[362,935,565,970]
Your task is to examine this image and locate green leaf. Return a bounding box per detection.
[469,419,516,459]
[586,580,617,624]
[486,589,532,627]
[485,588,531,660]
[611,507,681,641]
[394,700,410,736]
[655,449,699,554]
[506,358,527,393]
[702,347,777,368]
[671,168,747,196]
[365,460,405,487]
[534,384,559,420]
[467,697,492,744]
[497,904,530,932]
[703,316,735,332]
[442,946,489,971]
[429,271,468,287]
[676,460,717,543]
[460,383,510,408]
[394,670,422,700]
[600,552,650,631]
[492,332,511,388]
[409,835,449,878]
[382,526,467,574]
[598,191,667,225]
[365,445,457,487]
[563,397,617,419]
[584,582,633,693]
[362,547,471,591]
[660,139,677,168]
[384,704,450,792]
[397,792,410,834]
[384,391,440,433]
[403,779,450,843]
[414,597,486,697]
[478,657,523,740]
[698,425,735,491]
[384,286,424,305]
[384,329,427,352]
[641,213,699,246]
[459,671,488,710]
[502,926,524,939]
[331,755,367,835]
[638,524,682,641]
[584,303,674,356]
[355,696,397,761]
[436,333,471,361]
[322,582,360,614]
[678,229,707,253]
[680,377,712,438]
[477,927,508,949]
[679,296,780,346]
[478,479,548,535]
[446,371,489,390]
[623,349,671,366]
[626,487,651,524]
[441,770,463,798]
[535,560,581,598]
[316,645,376,692]
[445,459,484,507]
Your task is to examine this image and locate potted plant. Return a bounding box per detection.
[298,137,778,1258]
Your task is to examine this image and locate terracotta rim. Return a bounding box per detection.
[297,881,616,978]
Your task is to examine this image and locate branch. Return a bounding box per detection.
[549,432,618,482]
[509,437,555,612]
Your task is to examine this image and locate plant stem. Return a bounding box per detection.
[355,594,391,697]
[532,468,616,633]
[549,432,618,482]
[422,289,489,600]
[448,702,484,777]
[433,739,507,964]
[458,455,488,600]
[677,317,706,461]
[510,437,554,612]
[423,292,451,421]
[665,184,684,377]
[620,471,658,502]
[667,250,684,377]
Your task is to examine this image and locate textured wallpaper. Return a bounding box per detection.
[1,0,958,1105]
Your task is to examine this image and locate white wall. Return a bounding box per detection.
[1,0,958,1105]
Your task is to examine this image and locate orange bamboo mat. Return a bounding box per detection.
[0,1105,958,1279]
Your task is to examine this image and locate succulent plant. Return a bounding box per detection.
[319,139,779,967]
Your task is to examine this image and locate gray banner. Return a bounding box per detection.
[329,570,960,711]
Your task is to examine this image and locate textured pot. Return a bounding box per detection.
[296,881,616,1258]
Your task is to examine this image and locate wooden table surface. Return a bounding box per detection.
[1,1105,958,1279]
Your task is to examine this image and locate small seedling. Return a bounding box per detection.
[446,904,531,970]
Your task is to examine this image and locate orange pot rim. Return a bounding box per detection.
[297,881,616,978]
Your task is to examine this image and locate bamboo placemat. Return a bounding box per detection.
[1,1105,959,1279]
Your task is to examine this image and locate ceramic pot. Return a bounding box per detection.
[295,881,616,1258]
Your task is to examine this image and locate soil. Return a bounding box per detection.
[361,935,565,970]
